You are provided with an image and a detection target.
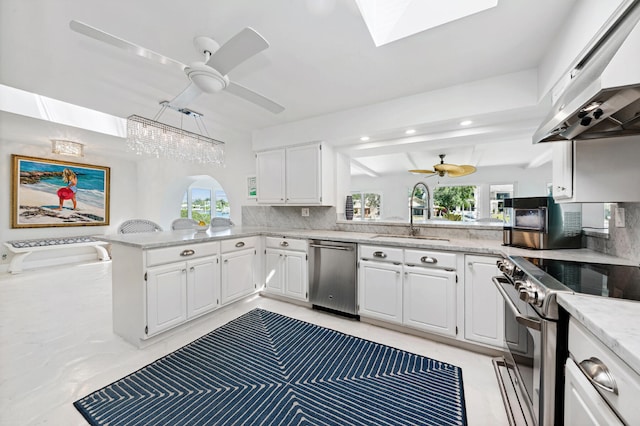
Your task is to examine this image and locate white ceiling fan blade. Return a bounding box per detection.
[168,83,203,109]
[206,27,269,75]
[69,20,186,72]
[226,82,284,114]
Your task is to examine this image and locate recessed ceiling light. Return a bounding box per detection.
[460,120,473,126]
[360,136,370,141]
[405,129,416,135]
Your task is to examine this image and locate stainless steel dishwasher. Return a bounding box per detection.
[308,240,358,317]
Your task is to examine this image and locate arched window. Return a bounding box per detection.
[180,177,228,225]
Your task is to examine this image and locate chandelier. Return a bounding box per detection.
[126,110,225,165]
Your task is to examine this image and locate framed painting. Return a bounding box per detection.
[11,155,110,228]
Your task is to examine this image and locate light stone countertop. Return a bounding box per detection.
[97,226,640,373]
[558,293,640,376]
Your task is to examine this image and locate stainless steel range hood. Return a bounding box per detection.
[534,1,640,143]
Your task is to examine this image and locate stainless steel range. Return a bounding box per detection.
[492,255,640,426]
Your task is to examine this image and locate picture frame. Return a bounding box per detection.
[247,175,257,199]
[11,155,111,228]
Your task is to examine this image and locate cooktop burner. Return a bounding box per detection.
[524,257,640,302]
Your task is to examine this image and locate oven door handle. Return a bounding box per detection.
[492,276,542,331]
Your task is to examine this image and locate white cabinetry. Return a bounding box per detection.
[264,237,308,301]
[111,241,221,347]
[403,249,457,337]
[255,142,334,205]
[552,141,573,200]
[358,245,458,337]
[565,318,639,425]
[220,237,258,305]
[565,358,622,426]
[146,255,220,336]
[464,255,504,348]
[553,137,640,203]
[358,245,403,324]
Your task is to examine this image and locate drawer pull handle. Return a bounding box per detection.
[180,249,195,257]
[280,241,289,247]
[373,251,387,258]
[235,242,245,248]
[421,256,437,264]
[578,357,618,395]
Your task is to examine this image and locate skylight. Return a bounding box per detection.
[355,0,498,47]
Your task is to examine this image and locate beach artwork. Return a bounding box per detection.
[11,155,110,228]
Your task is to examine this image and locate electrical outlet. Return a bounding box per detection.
[301,208,310,217]
[615,207,626,228]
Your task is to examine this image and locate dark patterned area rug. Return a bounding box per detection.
[74,308,467,425]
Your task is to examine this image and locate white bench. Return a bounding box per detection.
[4,236,110,274]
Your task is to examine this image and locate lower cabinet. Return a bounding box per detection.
[359,258,403,324]
[263,237,309,301]
[464,255,504,348]
[564,358,623,426]
[358,245,457,337]
[403,265,456,337]
[221,237,258,305]
[146,255,220,336]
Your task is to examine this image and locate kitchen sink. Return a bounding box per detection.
[371,234,449,243]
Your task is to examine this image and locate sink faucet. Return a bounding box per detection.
[410,181,431,236]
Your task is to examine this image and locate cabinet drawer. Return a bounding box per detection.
[404,249,456,269]
[147,242,220,267]
[569,318,640,424]
[360,245,403,263]
[265,237,307,251]
[221,236,258,253]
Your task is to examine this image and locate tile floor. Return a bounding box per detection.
[0,261,509,425]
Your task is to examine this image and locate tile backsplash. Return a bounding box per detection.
[586,202,640,264]
[242,206,337,230]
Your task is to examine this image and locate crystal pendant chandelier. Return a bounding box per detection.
[126,107,225,165]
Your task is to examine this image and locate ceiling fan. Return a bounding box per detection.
[409,154,476,177]
[69,20,284,114]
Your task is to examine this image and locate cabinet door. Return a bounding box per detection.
[264,249,285,293]
[564,358,623,426]
[286,143,321,204]
[187,256,220,318]
[256,149,286,204]
[146,263,187,336]
[403,266,457,337]
[552,141,573,200]
[464,256,504,348]
[358,260,403,324]
[283,251,308,301]
[221,248,256,305]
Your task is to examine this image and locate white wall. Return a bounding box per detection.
[0,128,256,267]
[350,164,551,221]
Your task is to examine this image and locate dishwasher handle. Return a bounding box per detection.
[309,243,354,251]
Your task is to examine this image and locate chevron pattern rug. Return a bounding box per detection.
[74,309,467,425]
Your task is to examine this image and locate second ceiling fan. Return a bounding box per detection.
[409,154,476,177]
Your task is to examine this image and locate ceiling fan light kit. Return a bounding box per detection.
[409,154,476,177]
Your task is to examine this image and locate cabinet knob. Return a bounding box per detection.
[420,256,437,264]
[373,251,387,259]
[180,249,195,257]
[556,186,566,191]
[190,266,195,271]
[280,241,289,247]
[235,241,245,248]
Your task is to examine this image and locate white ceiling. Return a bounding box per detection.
[0,0,578,174]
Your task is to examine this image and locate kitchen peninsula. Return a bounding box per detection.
[99,225,640,384]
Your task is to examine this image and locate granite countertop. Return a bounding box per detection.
[96,227,639,266]
[558,293,640,376]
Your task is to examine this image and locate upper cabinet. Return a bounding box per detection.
[553,136,640,203]
[256,141,334,205]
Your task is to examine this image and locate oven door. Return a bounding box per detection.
[493,275,555,425]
